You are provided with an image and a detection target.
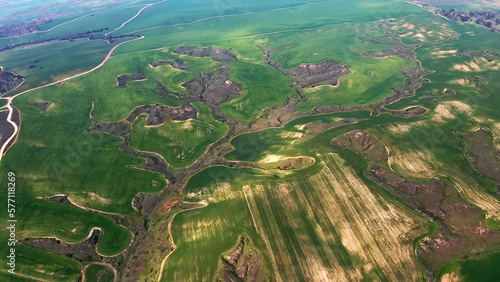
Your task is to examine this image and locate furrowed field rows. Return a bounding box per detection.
[166,153,427,281]
[246,153,425,281]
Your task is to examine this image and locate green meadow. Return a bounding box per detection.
[0,0,499,281]
[84,264,115,282]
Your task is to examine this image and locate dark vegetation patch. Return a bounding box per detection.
[126,103,197,126]
[0,68,24,94]
[457,49,499,62]
[285,62,350,88]
[183,65,242,106]
[361,45,415,60]
[28,59,41,69]
[463,129,500,190]
[358,35,387,45]
[438,9,500,32]
[174,46,237,62]
[0,33,141,53]
[0,17,53,38]
[31,101,50,112]
[472,76,488,88]
[45,194,72,205]
[218,235,267,282]
[390,106,428,118]
[332,130,500,276]
[88,121,131,136]
[21,228,103,262]
[116,72,146,88]
[149,59,189,70]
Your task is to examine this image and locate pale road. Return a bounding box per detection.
[0,0,168,161]
[105,0,167,36]
[0,36,145,161]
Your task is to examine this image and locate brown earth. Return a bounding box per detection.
[219,235,266,282]
[174,46,237,62]
[390,106,428,118]
[31,101,50,111]
[20,228,103,262]
[87,121,131,136]
[156,195,181,215]
[116,72,146,88]
[464,129,500,190]
[183,65,242,106]
[362,45,416,60]
[332,130,500,277]
[125,103,197,126]
[150,59,189,70]
[286,61,350,88]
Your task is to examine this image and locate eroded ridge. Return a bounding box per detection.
[332,130,500,276]
[174,46,237,62]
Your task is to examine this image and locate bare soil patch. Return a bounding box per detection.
[117,72,147,88]
[126,103,197,126]
[286,61,349,88]
[31,101,51,111]
[21,228,103,262]
[0,67,24,94]
[390,105,428,118]
[218,235,266,282]
[332,130,500,275]
[362,45,415,60]
[183,65,242,106]
[174,46,237,62]
[464,129,500,190]
[149,59,189,70]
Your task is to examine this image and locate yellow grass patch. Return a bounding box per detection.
[413,33,426,41]
[453,58,500,72]
[450,78,469,86]
[245,154,426,281]
[259,154,286,163]
[386,121,427,135]
[431,49,458,59]
[389,149,437,179]
[402,23,415,30]
[433,101,472,123]
[441,270,463,282]
[451,173,500,220]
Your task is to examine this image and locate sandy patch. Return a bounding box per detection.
[433,101,472,123]
[402,23,415,30]
[389,149,437,179]
[386,121,427,135]
[259,154,286,163]
[441,270,463,282]
[450,78,469,85]
[413,33,426,41]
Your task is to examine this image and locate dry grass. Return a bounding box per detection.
[389,148,437,179]
[386,121,427,135]
[452,58,500,72]
[451,173,500,221]
[441,269,463,282]
[433,101,472,123]
[245,154,426,281]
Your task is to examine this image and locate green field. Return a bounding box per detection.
[84,264,115,282]
[0,0,499,281]
[130,102,228,168]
